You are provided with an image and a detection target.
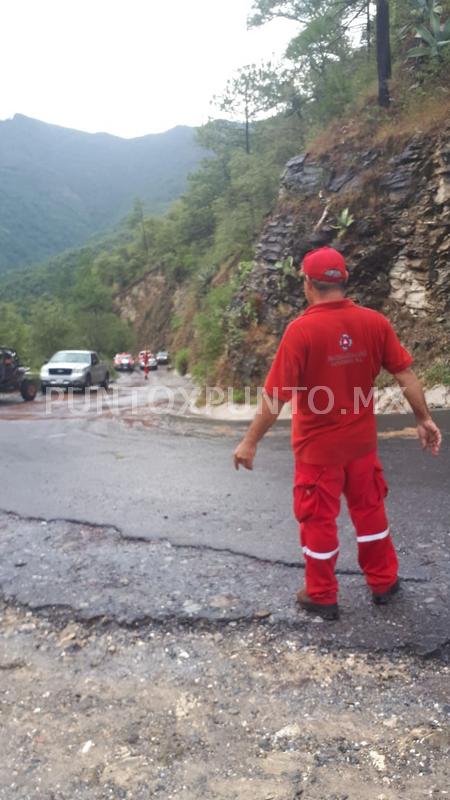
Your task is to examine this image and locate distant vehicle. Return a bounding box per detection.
[114,352,135,372]
[138,350,158,371]
[138,350,149,369]
[40,350,109,392]
[156,350,170,365]
[0,347,38,401]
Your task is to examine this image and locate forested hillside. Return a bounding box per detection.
[0,115,204,272]
[2,0,450,384]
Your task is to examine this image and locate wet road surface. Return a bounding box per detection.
[0,371,449,658]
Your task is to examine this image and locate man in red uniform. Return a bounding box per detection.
[143,351,150,381]
[233,247,442,620]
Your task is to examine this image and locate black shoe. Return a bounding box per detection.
[296,589,339,620]
[372,579,401,606]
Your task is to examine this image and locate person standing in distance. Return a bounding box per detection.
[233,247,442,620]
[143,350,150,381]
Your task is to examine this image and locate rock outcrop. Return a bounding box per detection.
[228,123,450,384]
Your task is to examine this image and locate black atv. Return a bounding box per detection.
[0,347,38,401]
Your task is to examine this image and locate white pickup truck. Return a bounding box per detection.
[40,350,109,393]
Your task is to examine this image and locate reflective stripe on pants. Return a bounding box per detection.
[293,450,399,604]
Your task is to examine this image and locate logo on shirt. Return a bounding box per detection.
[339,333,353,351]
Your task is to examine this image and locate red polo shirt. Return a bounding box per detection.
[264,299,413,465]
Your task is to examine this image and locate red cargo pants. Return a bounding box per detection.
[293,450,398,605]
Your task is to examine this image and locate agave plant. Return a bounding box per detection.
[332,208,355,239]
[408,0,450,58]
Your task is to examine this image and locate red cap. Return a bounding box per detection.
[302,247,348,283]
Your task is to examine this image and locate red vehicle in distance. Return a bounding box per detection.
[113,353,135,372]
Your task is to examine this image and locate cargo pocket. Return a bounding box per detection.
[293,483,319,523]
[293,466,325,523]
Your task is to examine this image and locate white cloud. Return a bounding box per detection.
[0,0,295,137]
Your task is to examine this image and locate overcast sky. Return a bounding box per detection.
[0,0,295,138]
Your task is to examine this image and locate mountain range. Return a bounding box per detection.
[0,114,205,273]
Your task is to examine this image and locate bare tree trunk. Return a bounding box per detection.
[376,0,391,107]
[367,1,371,57]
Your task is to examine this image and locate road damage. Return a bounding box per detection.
[0,374,449,797]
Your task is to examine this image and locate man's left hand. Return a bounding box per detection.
[417,417,442,456]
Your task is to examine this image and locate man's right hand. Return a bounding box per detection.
[233,439,257,470]
[232,392,283,471]
[417,418,442,456]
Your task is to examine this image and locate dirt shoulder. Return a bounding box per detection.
[1,603,449,800]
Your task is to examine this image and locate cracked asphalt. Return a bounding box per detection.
[1,372,449,799]
[0,372,449,657]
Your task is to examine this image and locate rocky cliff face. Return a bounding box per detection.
[115,272,184,352]
[228,122,450,384]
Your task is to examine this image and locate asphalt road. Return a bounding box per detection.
[0,371,449,658]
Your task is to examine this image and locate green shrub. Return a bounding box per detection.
[193,284,233,376]
[175,348,190,376]
[232,388,246,404]
[424,359,450,386]
[0,302,31,361]
[191,361,207,383]
[231,260,254,291]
